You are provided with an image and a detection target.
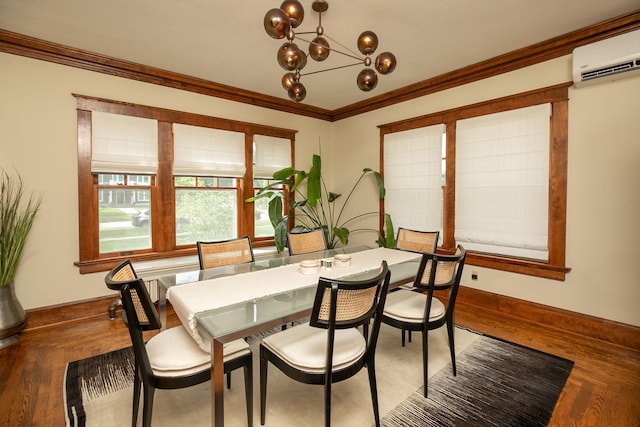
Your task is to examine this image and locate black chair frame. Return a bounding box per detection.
[381,245,466,397]
[114,273,253,427]
[260,262,391,427]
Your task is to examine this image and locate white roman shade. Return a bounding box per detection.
[173,124,246,177]
[455,103,551,259]
[91,112,158,174]
[253,135,292,179]
[384,124,445,237]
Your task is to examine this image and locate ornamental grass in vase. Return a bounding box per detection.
[0,169,42,348]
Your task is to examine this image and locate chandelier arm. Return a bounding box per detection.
[296,35,363,62]
[299,62,362,77]
[323,33,363,59]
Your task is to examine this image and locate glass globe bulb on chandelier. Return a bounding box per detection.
[263,0,397,103]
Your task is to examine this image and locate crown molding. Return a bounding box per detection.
[1,9,638,122]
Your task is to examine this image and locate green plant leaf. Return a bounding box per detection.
[267,197,283,228]
[307,155,321,206]
[274,221,288,253]
[245,190,274,203]
[384,213,395,248]
[290,171,307,193]
[273,167,295,180]
[334,227,349,246]
[373,171,386,198]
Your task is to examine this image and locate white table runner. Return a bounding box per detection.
[167,247,420,352]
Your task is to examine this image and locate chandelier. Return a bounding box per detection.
[263,0,397,103]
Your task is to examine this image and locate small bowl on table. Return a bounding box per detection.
[333,254,352,268]
[299,259,320,275]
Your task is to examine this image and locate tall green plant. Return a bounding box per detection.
[0,170,42,286]
[247,153,394,252]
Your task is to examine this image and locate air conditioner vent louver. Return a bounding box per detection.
[581,60,638,81]
[573,29,640,87]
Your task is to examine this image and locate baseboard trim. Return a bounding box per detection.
[24,294,117,331]
[456,286,640,352]
[23,287,640,351]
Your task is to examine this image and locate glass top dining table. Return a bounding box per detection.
[156,245,422,427]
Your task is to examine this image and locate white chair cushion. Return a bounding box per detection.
[146,326,249,377]
[383,289,445,324]
[262,323,366,373]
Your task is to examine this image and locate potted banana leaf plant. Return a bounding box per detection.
[0,169,42,348]
[247,153,394,252]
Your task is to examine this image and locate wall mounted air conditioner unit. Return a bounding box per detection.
[572,29,640,87]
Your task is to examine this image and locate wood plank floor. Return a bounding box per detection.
[0,299,638,426]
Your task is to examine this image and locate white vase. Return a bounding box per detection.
[0,282,27,349]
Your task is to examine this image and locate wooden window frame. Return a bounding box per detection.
[379,83,571,280]
[74,94,296,274]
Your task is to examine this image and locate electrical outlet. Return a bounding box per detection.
[471,271,478,280]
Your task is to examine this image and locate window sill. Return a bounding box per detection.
[75,246,282,275]
[466,252,571,281]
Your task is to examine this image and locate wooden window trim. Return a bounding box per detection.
[74,94,296,274]
[379,83,571,281]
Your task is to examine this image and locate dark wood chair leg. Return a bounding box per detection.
[142,384,155,427]
[447,318,457,376]
[367,359,381,427]
[421,329,429,398]
[324,377,332,427]
[132,366,141,427]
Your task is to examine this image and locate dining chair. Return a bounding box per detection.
[393,228,440,342]
[111,272,254,427]
[197,236,254,270]
[196,236,255,388]
[286,229,327,255]
[395,227,439,254]
[259,261,391,427]
[105,259,139,321]
[381,245,466,397]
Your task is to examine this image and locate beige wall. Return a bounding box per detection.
[0,52,332,309]
[329,56,640,327]
[1,51,639,327]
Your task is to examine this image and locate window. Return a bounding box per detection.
[98,174,152,253]
[384,125,445,246]
[252,135,291,239]
[75,95,295,273]
[455,104,551,259]
[174,176,238,246]
[252,178,283,238]
[380,84,570,280]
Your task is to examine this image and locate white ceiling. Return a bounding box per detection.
[1,0,638,110]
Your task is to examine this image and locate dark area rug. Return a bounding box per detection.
[381,333,574,427]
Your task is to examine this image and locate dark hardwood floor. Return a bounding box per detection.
[1,296,638,426]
